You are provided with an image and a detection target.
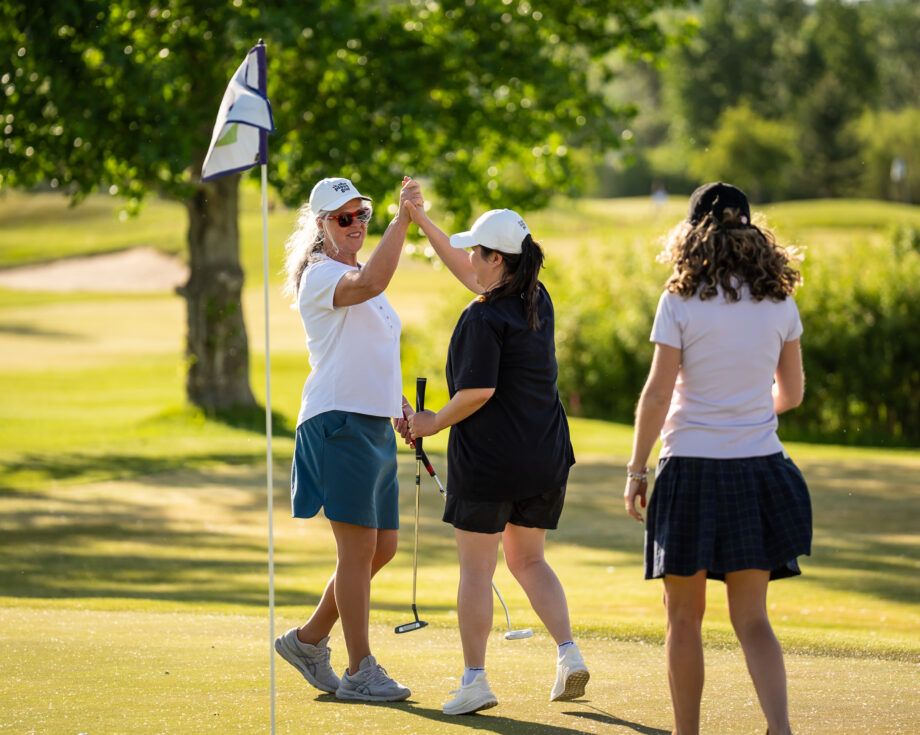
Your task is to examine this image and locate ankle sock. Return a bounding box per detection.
[462,666,485,686]
[557,640,576,657]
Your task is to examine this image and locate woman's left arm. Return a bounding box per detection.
[624,343,681,522]
[773,338,804,414]
[407,387,495,438]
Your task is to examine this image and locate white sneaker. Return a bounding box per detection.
[274,628,340,693]
[335,655,411,702]
[550,645,589,701]
[443,673,498,715]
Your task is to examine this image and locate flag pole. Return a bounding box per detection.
[254,38,276,735]
[262,157,276,735]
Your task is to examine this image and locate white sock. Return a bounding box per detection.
[557,640,576,657]
[462,666,485,686]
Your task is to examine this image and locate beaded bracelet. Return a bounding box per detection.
[626,467,649,482]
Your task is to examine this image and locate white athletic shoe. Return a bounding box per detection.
[335,655,411,702]
[550,645,590,701]
[442,673,499,715]
[274,628,341,693]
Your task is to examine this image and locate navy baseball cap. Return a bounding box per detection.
[687,182,751,225]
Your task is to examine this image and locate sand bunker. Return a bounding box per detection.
[0,247,189,293]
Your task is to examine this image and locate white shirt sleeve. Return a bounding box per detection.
[300,259,348,312]
[785,297,804,342]
[650,290,683,349]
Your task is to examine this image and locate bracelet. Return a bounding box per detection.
[626,466,649,482]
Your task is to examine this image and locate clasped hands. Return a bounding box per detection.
[392,397,439,448]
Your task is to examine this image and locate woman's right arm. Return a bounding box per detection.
[405,201,480,294]
[624,343,681,522]
[773,338,804,414]
[333,176,421,307]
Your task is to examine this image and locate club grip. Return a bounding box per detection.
[415,377,427,459]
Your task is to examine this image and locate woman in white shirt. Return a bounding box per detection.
[624,182,811,735]
[273,176,419,702]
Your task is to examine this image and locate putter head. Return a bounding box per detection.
[504,628,533,640]
[394,619,428,634]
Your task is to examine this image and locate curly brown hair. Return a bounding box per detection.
[659,207,802,301]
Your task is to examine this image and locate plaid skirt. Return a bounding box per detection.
[645,453,811,582]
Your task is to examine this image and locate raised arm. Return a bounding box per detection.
[773,338,804,414]
[333,176,422,307]
[405,200,480,294]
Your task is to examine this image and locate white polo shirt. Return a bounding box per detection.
[651,287,803,459]
[296,255,402,427]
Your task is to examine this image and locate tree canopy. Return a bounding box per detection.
[1,0,688,408]
[2,0,688,218]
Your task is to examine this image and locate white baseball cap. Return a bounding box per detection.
[449,208,531,254]
[309,177,371,214]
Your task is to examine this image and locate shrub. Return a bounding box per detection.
[548,226,920,446]
[851,107,920,205]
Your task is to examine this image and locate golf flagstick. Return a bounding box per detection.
[418,448,533,641]
[200,40,276,734]
[395,378,429,634]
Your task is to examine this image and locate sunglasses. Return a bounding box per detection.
[326,208,372,228]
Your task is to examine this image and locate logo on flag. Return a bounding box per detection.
[201,42,274,181]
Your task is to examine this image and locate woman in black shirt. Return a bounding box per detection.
[406,203,588,716]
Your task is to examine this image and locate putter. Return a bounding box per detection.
[395,377,429,635]
[418,448,533,641]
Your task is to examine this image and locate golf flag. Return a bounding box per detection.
[201,42,274,181]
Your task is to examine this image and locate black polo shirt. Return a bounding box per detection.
[445,284,575,501]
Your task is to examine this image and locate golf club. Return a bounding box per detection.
[395,377,429,634]
[418,448,533,641]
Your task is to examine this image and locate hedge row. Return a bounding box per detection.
[546,226,920,447]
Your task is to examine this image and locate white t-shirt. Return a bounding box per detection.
[650,287,803,459]
[295,255,402,427]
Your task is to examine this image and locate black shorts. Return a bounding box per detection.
[442,486,566,534]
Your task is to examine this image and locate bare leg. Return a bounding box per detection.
[501,523,573,644]
[298,528,398,646]
[313,521,397,674]
[663,571,707,735]
[454,528,501,668]
[725,569,792,735]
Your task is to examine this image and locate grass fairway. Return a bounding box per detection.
[2,453,919,734]
[1,192,919,733]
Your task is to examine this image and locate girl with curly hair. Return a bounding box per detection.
[624,182,811,735]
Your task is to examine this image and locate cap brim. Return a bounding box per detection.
[318,193,372,214]
[449,231,476,249]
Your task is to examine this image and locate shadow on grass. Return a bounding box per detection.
[204,404,296,439]
[308,695,668,734]
[795,458,920,606]
[563,705,670,734]
[0,322,83,339]
[0,451,260,488]
[1,452,917,627]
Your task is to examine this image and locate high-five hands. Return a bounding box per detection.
[401,180,429,226]
[399,177,424,218]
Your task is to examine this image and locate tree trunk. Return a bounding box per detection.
[182,174,256,410]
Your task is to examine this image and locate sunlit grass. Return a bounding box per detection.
[1,192,919,733]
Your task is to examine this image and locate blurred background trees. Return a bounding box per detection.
[0,0,689,410]
[597,0,920,205]
[1,0,917,444]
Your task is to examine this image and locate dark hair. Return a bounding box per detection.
[480,234,545,329]
[660,207,802,302]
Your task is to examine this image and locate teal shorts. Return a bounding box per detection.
[291,410,399,529]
